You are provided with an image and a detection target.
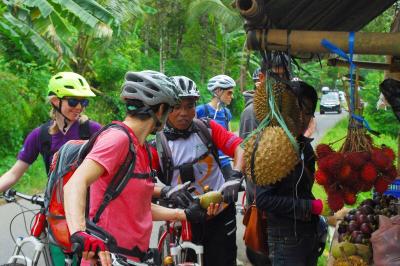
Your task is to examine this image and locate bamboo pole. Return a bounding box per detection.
[327,58,392,70]
[246,29,400,56]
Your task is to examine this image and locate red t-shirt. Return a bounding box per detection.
[85,124,154,259]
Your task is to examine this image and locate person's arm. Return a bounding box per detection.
[209,120,243,167]
[151,203,186,221]
[256,185,314,221]
[232,145,244,172]
[0,160,30,192]
[64,159,105,234]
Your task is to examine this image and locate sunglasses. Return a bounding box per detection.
[64,98,89,107]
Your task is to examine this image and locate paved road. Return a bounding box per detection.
[0,111,346,265]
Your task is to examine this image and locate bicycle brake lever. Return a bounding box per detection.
[3,189,16,202]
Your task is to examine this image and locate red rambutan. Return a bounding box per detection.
[327,191,344,212]
[374,178,390,194]
[316,144,334,159]
[381,146,395,161]
[360,182,374,192]
[361,163,377,183]
[343,191,357,205]
[345,152,366,170]
[326,153,344,174]
[337,164,352,181]
[317,157,330,173]
[383,165,398,181]
[371,148,392,171]
[315,170,329,186]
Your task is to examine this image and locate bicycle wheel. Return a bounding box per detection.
[157,224,171,260]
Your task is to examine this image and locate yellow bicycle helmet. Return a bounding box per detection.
[48,72,95,98]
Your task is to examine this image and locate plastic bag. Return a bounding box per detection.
[370,215,400,266]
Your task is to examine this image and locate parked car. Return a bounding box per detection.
[320,92,341,114]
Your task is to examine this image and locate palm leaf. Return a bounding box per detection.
[4,12,67,67]
[50,0,103,28]
[73,0,115,25]
[102,0,143,22]
[0,20,30,55]
[188,0,242,32]
[24,0,54,18]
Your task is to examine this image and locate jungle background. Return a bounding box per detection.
[0,0,399,191]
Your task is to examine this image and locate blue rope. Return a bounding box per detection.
[321,32,355,112]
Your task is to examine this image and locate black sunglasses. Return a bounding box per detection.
[64,98,89,107]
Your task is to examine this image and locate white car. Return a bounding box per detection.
[320,92,341,114]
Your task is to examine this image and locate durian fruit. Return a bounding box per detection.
[253,81,303,136]
[244,126,298,185]
[333,255,368,266]
[253,81,269,123]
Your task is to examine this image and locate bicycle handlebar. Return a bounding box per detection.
[1,188,45,207]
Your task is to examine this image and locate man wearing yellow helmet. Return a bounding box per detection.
[0,72,101,264]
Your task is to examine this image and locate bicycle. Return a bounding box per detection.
[155,198,204,266]
[0,189,74,266]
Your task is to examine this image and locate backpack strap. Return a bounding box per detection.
[39,121,53,174]
[78,119,91,140]
[193,118,221,168]
[91,122,156,223]
[155,131,174,185]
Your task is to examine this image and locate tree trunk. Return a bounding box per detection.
[385,10,400,80]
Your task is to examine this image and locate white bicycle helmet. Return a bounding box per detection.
[207,75,236,93]
[121,70,180,106]
[172,76,200,99]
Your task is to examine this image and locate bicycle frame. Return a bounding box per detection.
[157,220,203,266]
[3,190,74,266]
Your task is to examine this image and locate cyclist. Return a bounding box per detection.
[152,75,244,266]
[254,54,324,266]
[0,72,101,264]
[63,71,206,265]
[196,74,236,179]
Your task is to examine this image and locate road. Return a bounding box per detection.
[0,111,346,265]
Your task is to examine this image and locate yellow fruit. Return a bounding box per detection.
[244,126,298,186]
[355,244,372,262]
[199,191,223,209]
[332,241,357,259]
[333,255,368,266]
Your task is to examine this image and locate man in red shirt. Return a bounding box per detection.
[64,71,206,265]
[153,76,244,266]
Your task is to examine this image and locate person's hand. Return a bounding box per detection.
[218,170,243,204]
[184,198,206,223]
[71,231,111,265]
[311,199,323,215]
[160,181,193,208]
[207,202,224,217]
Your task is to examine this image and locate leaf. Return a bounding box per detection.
[0,20,30,55]
[24,0,54,18]
[73,0,115,25]
[50,0,102,28]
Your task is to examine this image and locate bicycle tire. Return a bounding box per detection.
[157,224,171,260]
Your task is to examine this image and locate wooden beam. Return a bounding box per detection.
[327,58,390,70]
[246,29,400,56]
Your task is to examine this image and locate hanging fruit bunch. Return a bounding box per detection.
[315,124,397,212]
[243,80,300,186]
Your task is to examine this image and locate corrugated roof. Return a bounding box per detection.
[242,0,396,31]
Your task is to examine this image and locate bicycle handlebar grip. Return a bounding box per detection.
[72,242,83,254]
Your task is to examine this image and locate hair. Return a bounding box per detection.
[125,99,168,120]
[299,81,318,114]
[47,95,89,135]
[260,52,291,79]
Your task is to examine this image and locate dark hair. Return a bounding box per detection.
[298,81,317,114]
[125,99,168,120]
[260,52,291,79]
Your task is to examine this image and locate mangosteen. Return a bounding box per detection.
[357,214,369,225]
[360,205,374,215]
[360,223,372,234]
[348,220,359,232]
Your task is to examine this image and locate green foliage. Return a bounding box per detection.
[360,72,400,137]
